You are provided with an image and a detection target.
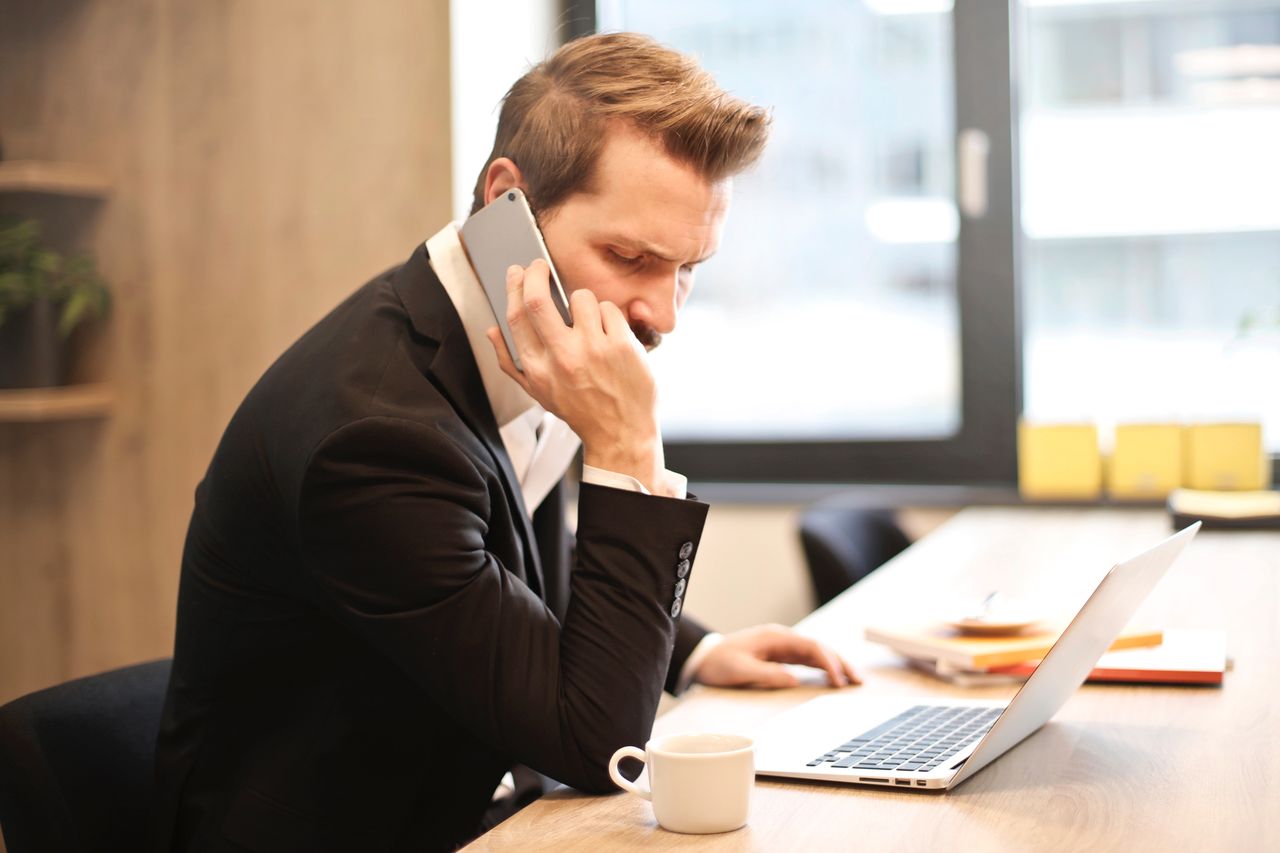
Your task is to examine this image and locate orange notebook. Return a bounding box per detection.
[865,623,1164,670]
[989,629,1226,685]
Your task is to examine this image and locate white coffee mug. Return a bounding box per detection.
[607,733,754,834]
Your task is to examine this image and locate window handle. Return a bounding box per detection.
[958,128,990,219]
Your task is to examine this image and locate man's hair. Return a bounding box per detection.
[470,32,771,215]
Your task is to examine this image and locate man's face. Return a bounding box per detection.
[536,125,732,350]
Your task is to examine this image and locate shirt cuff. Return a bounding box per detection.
[675,631,723,693]
[491,771,516,802]
[581,465,688,500]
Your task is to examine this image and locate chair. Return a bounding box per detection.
[0,659,172,853]
[798,508,911,606]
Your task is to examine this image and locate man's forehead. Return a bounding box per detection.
[580,178,731,263]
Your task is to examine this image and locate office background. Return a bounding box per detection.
[2,0,1277,714]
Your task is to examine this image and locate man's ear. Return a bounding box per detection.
[483,157,526,207]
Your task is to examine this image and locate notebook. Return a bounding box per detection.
[753,523,1200,790]
[989,629,1226,685]
[864,623,1164,670]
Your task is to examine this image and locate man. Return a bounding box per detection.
[154,33,856,852]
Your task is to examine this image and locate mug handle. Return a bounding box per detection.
[607,746,651,800]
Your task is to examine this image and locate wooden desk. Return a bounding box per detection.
[467,508,1279,851]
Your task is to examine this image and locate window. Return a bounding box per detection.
[572,0,1278,483]
[601,4,962,444]
[1019,0,1280,453]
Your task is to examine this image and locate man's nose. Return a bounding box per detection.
[630,271,680,335]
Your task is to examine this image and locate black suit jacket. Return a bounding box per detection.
[153,244,711,852]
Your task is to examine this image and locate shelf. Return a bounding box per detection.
[0,161,112,198]
[0,383,114,422]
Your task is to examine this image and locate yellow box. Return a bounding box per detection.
[1018,421,1102,500]
[1109,423,1183,500]
[1184,423,1267,491]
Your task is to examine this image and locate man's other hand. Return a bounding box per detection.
[693,624,861,689]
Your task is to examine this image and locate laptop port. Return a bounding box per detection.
[916,780,927,786]
[895,780,911,786]
[858,777,888,783]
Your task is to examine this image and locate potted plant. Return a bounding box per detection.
[0,217,111,388]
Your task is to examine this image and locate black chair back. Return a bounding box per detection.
[0,659,172,853]
[799,508,911,606]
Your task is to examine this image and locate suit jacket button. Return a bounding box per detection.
[670,598,683,619]
[676,559,690,579]
[674,578,687,598]
[678,541,693,560]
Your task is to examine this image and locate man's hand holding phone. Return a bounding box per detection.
[487,259,668,496]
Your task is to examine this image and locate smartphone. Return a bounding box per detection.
[459,188,572,371]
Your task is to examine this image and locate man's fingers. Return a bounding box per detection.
[808,642,847,687]
[519,259,570,344]
[839,654,862,686]
[760,631,853,687]
[797,642,860,687]
[598,299,629,337]
[568,287,603,337]
[737,658,800,690]
[598,300,644,353]
[504,265,547,357]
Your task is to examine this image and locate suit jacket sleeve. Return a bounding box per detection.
[667,614,709,694]
[296,417,709,793]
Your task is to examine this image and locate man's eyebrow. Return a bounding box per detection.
[610,238,717,266]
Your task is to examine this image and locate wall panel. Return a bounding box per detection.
[0,0,452,703]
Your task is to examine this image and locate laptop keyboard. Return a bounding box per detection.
[806,705,1000,772]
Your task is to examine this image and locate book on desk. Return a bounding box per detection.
[872,626,1227,687]
[865,623,1165,670]
[1168,488,1280,531]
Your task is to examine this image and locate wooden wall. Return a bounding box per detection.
[0,0,453,704]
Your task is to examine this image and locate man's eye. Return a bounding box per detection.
[609,250,643,267]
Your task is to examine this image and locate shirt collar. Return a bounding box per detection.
[426,222,538,428]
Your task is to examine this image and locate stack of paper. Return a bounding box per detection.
[865,624,1164,671]
[989,629,1227,685]
[1169,489,1280,530]
[867,624,1227,686]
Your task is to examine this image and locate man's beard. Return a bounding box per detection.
[631,323,662,351]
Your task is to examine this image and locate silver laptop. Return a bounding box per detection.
[754,522,1200,791]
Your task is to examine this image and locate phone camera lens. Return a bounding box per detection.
[507,192,515,201]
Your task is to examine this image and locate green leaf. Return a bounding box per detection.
[59,289,91,337]
[0,219,40,264]
[0,271,28,297]
[0,270,37,320]
[32,250,61,276]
